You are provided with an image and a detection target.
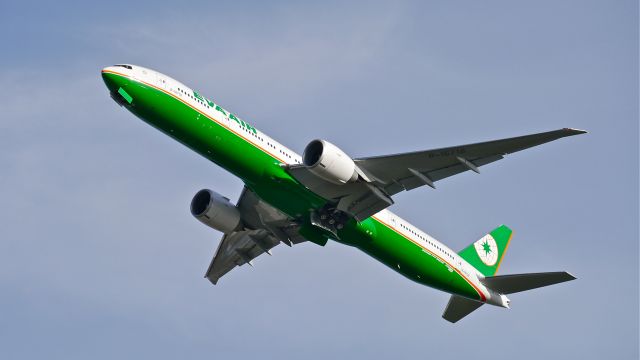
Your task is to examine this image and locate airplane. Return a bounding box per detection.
[102,64,584,323]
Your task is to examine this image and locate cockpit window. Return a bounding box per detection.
[114,64,133,69]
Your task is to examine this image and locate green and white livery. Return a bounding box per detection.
[475,235,499,266]
[102,64,583,323]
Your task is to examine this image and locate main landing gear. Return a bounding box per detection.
[309,206,349,239]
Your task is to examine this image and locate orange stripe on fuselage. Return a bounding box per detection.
[101,69,288,164]
[371,215,487,301]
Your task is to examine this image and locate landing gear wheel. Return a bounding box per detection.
[310,206,349,239]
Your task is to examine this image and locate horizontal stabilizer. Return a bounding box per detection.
[481,271,576,294]
[442,295,484,323]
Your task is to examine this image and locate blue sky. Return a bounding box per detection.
[1,1,637,358]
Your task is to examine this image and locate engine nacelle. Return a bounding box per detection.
[302,139,358,185]
[190,189,241,234]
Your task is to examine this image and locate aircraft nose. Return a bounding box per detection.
[101,67,120,93]
[101,64,135,89]
[101,66,134,106]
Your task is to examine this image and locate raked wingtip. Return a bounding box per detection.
[563,128,588,135]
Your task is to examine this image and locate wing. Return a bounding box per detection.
[355,128,587,195]
[287,128,585,222]
[205,187,306,285]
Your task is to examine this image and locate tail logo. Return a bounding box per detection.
[474,234,498,266]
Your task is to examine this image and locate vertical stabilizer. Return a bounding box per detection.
[458,225,513,276]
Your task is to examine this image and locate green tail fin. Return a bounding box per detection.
[458,225,513,276]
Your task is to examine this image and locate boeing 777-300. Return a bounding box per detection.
[102,64,584,322]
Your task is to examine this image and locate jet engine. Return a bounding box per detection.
[190,189,241,234]
[302,139,358,185]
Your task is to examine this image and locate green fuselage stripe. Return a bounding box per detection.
[103,70,485,301]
